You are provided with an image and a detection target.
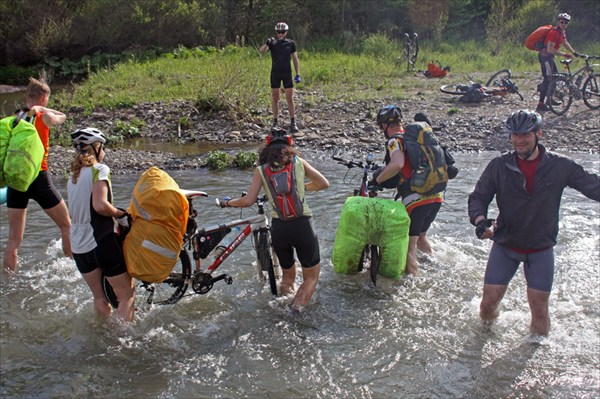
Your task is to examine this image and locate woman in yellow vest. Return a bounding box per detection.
[222,128,329,311]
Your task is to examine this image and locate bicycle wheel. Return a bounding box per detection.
[547,76,573,115]
[410,33,419,67]
[104,249,192,308]
[486,69,512,87]
[149,249,192,305]
[402,33,411,71]
[440,84,468,95]
[369,245,380,286]
[256,229,278,296]
[583,73,600,109]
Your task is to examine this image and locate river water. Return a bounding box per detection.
[1,151,599,398]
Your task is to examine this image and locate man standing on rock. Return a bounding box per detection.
[468,109,599,336]
[259,22,301,132]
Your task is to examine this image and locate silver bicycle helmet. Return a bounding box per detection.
[71,127,107,149]
[504,109,542,134]
[376,105,403,125]
[557,13,571,21]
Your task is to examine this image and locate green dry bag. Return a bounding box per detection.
[332,196,410,279]
[0,116,44,192]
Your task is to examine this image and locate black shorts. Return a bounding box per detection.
[408,202,441,236]
[270,71,294,89]
[6,171,63,209]
[73,233,128,277]
[271,216,320,269]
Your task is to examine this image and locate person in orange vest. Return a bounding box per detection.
[536,13,579,112]
[3,77,72,273]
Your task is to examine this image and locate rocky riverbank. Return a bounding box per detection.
[46,72,599,176]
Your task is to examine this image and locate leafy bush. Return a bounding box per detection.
[361,34,398,58]
[0,66,39,85]
[113,119,144,138]
[206,150,229,170]
[233,151,258,169]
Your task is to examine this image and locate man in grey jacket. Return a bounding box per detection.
[468,109,599,336]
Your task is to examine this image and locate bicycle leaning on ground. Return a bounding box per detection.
[440,69,523,101]
[103,191,280,308]
[333,154,382,285]
[545,54,600,115]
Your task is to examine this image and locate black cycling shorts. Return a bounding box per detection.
[7,171,63,210]
[270,70,294,89]
[271,216,320,269]
[408,202,441,236]
[73,233,128,277]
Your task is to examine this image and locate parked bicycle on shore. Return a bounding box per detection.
[545,54,600,115]
[333,154,382,285]
[401,32,419,72]
[103,191,279,309]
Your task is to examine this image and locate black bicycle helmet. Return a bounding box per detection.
[71,127,107,149]
[266,127,293,146]
[557,13,571,21]
[504,109,542,134]
[376,105,403,125]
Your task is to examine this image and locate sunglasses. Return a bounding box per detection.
[559,20,569,24]
[276,30,287,34]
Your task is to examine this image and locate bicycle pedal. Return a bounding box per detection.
[224,275,233,284]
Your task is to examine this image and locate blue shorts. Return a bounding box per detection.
[484,243,555,292]
[271,216,320,269]
[73,233,127,277]
[7,171,62,209]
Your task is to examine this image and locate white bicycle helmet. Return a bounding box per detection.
[71,127,107,149]
[557,13,571,21]
[275,22,289,32]
[504,109,542,134]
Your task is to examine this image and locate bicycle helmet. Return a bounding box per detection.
[504,109,542,134]
[266,127,293,146]
[557,13,571,21]
[71,127,107,149]
[376,105,403,125]
[275,22,289,32]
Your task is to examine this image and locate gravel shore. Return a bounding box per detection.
[46,72,600,176]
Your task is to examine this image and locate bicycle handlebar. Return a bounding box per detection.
[333,155,379,171]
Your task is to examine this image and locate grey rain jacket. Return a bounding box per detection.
[468,145,599,250]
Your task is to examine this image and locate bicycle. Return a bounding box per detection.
[333,154,382,285]
[402,32,419,72]
[440,69,523,101]
[546,54,600,115]
[103,191,280,308]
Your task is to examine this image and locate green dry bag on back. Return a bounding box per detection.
[332,196,410,279]
[0,115,44,192]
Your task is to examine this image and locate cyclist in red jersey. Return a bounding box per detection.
[259,22,301,133]
[468,110,599,336]
[3,77,72,273]
[537,13,579,112]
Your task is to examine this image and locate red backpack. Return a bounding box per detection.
[262,157,304,220]
[525,25,554,51]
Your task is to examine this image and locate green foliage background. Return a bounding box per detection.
[1,0,598,68]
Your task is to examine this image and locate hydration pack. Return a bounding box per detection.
[261,157,304,220]
[525,25,553,51]
[399,122,449,196]
[0,114,44,192]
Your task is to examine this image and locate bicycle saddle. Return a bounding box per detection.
[560,59,573,65]
[180,189,208,199]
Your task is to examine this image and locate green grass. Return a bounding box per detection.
[56,36,600,119]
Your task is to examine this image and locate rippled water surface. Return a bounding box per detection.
[1,151,599,398]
